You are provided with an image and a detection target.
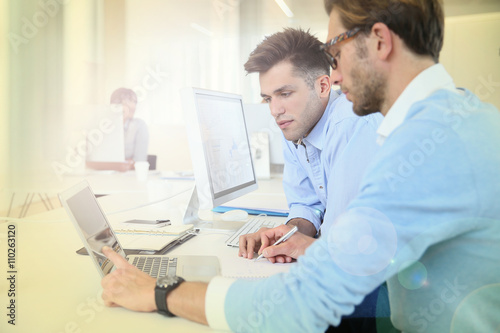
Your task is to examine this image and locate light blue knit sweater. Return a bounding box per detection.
[224,88,500,333]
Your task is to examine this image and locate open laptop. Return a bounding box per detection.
[59,181,220,281]
[85,104,126,163]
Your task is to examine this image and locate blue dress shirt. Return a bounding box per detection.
[282,89,383,236]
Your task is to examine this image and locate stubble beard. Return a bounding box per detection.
[349,39,386,117]
[350,65,386,117]
[287,89,324,142]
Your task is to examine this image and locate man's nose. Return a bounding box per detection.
[269,100,285,118]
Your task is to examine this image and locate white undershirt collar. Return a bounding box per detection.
[376,63,457,145]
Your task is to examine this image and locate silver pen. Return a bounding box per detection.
[254,225,298,261]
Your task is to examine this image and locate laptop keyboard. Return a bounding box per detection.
[226,217,283,247]
[132,256,177,278]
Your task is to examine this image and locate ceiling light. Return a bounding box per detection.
[274,0,294,18]
[190,23,214,37]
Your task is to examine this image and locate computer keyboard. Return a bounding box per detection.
[226,217,284,247]
[132,256,177,278]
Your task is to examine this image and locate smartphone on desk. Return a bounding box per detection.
[122,219,171,228]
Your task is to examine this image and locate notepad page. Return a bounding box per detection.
[114,223,194,235]
[112,224,194,251]
[116,233,181,251]
[221,256,295,279]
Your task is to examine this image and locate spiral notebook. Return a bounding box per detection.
[114,223,194,235]
[113,224,194,251]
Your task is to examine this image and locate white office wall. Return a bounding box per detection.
[3,1,499,201]
[444,0,500,17]
[119,0,330,171]
[4,0,66,194]
[441,12,500,110]
[108,2,500,173]
[0,0,9,212]
[121,0,243,171]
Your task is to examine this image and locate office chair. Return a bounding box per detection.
[147,154,157,170]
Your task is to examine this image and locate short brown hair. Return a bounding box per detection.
[110,88,137,104]
[324,0,444,62]
[244,28,330,88]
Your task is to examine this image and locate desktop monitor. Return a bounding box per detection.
[181,87,258,215]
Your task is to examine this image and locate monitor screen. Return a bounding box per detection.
[182,88,258,210]
[85,104,126,163]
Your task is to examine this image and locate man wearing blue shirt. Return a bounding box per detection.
[239,28,382,264]
[239,30,386,330]
[101,0,500,332]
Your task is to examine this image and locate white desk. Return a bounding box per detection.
[4,170,183,218]
[4,168,288,218]
[0,176,290,332]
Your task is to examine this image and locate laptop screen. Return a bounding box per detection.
[61,182,125,276]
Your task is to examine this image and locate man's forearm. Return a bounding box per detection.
[287,218,317,237]
[167,281,209,325]
[86,160,134,172]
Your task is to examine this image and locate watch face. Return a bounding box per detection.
[157,276,180,288]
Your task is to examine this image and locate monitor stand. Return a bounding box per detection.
[183,186,242,230]
[183,186,202,225]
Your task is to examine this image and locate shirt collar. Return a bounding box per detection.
[376,63,457,145]
[294,89,341,150]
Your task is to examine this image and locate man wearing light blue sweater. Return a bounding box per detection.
[100,0,500,332]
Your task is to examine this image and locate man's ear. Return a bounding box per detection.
[371,22,393,61]
[318,75,332,97]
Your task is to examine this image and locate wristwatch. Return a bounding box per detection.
[155,275,185,317]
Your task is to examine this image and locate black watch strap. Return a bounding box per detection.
[155,286,170,316]
[155,277,185,317]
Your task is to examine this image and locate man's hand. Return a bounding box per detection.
[86,160,134,172]
[238,227,270,259]
[238,218,317,259]
[259,225,316,263]
[101,246,157,312]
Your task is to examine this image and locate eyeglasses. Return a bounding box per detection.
[320,27,361,70]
